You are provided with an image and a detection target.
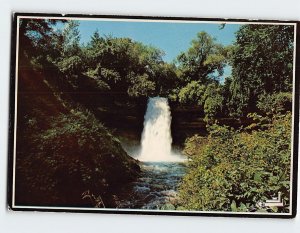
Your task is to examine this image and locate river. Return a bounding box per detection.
[117,97,186,210]
[119,161,186,209]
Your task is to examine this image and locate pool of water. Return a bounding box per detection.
[118,162,187,210]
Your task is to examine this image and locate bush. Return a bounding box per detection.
[257,92,292,115]
[179,113,292,212]
[16,108,140,207]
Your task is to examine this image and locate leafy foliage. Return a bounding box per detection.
[17,107,140,206]
[178,81,206,105]
[18,18,65,68]
[176,31,228,84]
[257,92,292,115]
[82,32,177,98]
[127,73,156,97]
[179,113,292,212]
[229,24,294,116]
[57,56,83,78]
[17,18,295,212]
[54,21,86,88]
[203,83,224,122]
[16,19,141,207]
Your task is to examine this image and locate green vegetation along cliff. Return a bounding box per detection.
[15,62,140,208]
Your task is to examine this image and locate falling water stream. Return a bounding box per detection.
[119,97,186,210]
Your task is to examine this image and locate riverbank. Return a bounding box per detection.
[15,68,141,207]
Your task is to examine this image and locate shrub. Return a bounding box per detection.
[16,108,140,207]
[179,113,292,212]
[257,92,292,115]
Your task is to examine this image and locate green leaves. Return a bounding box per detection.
[178,81,206,105]
[17,106,140,206]
[176,31,227,85]
[177,80,225,121]
[203,83,224,122]
[229,25,294,116]
[179,113,291,212]
[127,74,156,97]
[57,55,83,78]
[257,92,292,115]
[82,32,178,98]
[230,200,237,211]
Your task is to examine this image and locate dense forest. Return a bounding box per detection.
[15,18,294,212]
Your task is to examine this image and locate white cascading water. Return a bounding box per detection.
[139,97,181,162]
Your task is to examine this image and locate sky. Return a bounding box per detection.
[78,20,240,62]
[75,19,241,82]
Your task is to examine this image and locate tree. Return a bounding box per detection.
[56,21,84,80]
[203,83,224,122]
[127,73,156,97]
[178,81,206,105]
[221,76,233,117]
[151,62,179,97]
[229,24,294,116]
[176,31,228,85]
[83,31,177,98]
[257,92,292,115]
[18,18,65,67]
[61,21,81,58]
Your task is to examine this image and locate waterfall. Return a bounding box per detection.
[139,97,181,162]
